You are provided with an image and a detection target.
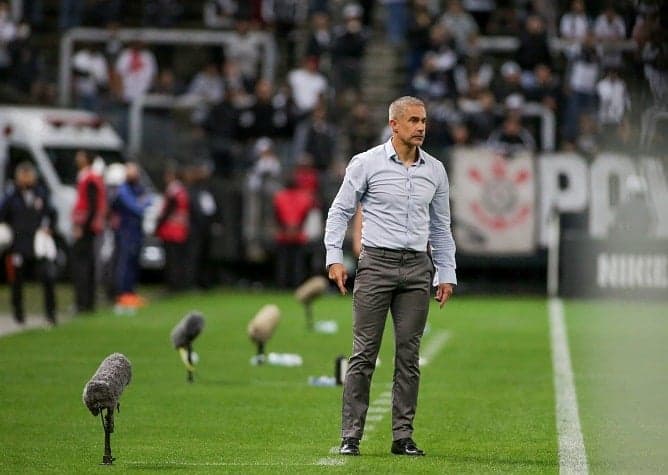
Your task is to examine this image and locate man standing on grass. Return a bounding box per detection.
[324,96,457,456]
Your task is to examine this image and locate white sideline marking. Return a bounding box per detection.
[549,298,589,474]
[419,330,451,367]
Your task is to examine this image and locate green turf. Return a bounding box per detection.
[566,300,668,474]
[1,292,559,473]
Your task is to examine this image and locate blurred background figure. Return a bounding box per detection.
[272,170,318,288]
[0,162,57,325]
[71,150,106,314]
[156,163,190,293]
[110,162,151,308]
[186,160,222,290]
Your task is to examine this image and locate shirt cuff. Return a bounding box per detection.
[325,249,344,269]
[433,266,457,286]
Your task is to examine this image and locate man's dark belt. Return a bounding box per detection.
[363,246,426,258]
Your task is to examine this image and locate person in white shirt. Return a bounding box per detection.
[559,0,589,59]
[596,67,631,148]
[287,55,328,117]
[593,4,626,68]
[72,46,109,111]
[114,41,158,103]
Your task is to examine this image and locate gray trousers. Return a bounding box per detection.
[342,246,434,441]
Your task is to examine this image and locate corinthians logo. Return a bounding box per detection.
[468,155,532,231]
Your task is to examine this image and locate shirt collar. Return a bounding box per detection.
[384,139,425,166]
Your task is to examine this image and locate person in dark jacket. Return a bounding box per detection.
[71,149,106,313]
[0,162,58,325]
[111,162,151,307]
[186,161,221,290]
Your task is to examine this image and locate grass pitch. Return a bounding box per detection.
[0,290,666,473]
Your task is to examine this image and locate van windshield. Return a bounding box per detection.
[45,148,124,186]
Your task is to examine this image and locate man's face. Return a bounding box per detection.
[391,105,427,147]
[16,169,36,189]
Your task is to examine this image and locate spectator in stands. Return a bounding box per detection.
[71,150,107,314]
[516,15,552,86]
[114,41,158,103]
[379,0,408,46]
[237,78,293,143]
[596,67,631,149]
[293,103,339,173]
[305,11,333,74]
[221,58,251,97]
[424,23,458,74]
[331,3,369,95]
[0,2,29,82]
[410,52,455,102]
[531,0,558,37]
[454,55,494,96]
[559,0,590,59]
[593,3,627,69]
[226,16,270,91]
[461,89,497,143]
[72,44,109,112]
[156,164,190,292]
[562,32,600,143]
[273,171,318,288]
[523,63,560,112]
[439,0,478,54]
[203,89,239,178]
[262,0,306,72]
[111,162,151,308]
[406,0,435,77]
[203,0,238,29]
[185,61,225,124]
[487,112,536,155]
[0,162,57,325]
[486,0,523,36]
[287,55,328,117]
[492,60,523,103]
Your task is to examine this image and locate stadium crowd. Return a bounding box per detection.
[0,0,667,321]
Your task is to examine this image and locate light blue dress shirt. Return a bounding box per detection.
[324,139,457,285]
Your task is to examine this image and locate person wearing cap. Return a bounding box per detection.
[0,162,58,325]
[325,96,456,457]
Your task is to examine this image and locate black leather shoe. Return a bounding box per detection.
[391,438,425,456]
[339,437,360,456]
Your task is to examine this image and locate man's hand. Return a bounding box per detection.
[435,283,454,308]
[328,263,348,295]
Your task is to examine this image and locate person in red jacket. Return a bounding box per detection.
[71,149,106,313]
[273,173,318,288]
[156,164,190,292]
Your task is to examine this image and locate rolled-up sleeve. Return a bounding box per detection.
[324,157,367,268]
[429,165,457,285]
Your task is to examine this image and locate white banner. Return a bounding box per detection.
[451,147,535,254]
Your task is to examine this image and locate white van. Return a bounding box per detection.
[0,106,165,270]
